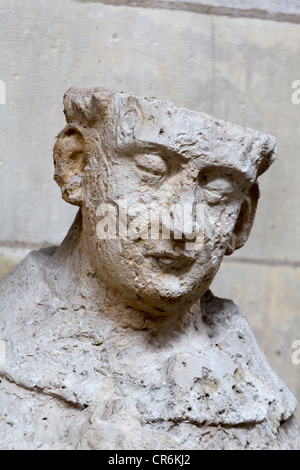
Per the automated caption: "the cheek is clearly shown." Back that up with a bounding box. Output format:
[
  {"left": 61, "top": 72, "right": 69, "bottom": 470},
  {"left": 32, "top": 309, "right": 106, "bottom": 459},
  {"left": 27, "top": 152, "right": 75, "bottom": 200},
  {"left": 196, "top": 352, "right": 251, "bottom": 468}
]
[
  {"left": 94, "top": 239, "right": 137, "bottom": 287},
  {"left": 204, "top": 203, "right": 241, "bottom": 245}
]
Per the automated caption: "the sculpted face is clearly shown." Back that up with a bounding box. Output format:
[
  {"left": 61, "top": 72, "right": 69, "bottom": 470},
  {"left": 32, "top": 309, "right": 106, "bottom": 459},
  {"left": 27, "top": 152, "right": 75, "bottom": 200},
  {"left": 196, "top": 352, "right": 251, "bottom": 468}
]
[
  {"left": 82, "top": 135, "right": 250, "bottom": 315},
  {"left": 54, "top": 88, "right": 277, "bottom": 315}
]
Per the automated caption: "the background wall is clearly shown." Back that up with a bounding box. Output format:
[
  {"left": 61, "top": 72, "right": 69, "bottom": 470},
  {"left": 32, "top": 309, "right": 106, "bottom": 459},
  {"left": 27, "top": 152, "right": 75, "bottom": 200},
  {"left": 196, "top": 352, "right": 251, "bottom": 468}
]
[{"left": 1, "top": 0, "right": 300, "bottom": 417}]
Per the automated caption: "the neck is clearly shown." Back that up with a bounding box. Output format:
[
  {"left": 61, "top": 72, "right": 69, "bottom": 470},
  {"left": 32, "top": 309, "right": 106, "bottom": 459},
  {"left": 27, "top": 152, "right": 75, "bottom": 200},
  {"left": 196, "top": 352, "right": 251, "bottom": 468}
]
[{"left": 50, "top": 210, "right": 203, "bottom": 339}]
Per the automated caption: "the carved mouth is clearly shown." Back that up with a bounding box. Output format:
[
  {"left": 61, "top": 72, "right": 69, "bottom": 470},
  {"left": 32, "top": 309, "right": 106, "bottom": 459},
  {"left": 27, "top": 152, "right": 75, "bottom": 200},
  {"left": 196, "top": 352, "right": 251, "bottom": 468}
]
[{"left": 149, "top": 252, "right": 195, "bottom": 269}]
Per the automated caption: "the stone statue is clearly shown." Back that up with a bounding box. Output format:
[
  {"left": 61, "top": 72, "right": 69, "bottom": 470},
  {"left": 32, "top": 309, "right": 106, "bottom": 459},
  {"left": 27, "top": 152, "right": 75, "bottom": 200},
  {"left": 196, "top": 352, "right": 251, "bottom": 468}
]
[{"left": 0, "top": 87, "right": 299, "bottom": 450}]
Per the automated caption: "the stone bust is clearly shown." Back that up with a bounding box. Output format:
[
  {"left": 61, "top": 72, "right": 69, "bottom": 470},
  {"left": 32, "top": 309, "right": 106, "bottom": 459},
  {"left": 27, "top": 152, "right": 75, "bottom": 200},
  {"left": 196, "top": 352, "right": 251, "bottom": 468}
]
[{"left": 0, "top": 87, "right": 299, "bottom": 449}]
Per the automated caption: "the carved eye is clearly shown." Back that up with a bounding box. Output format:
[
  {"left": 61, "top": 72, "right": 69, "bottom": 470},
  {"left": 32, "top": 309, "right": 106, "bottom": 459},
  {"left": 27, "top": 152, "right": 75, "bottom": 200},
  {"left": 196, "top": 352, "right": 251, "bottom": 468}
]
[
  {"left": 198, "top": 168, "right": 235, "bottom": 204},
  {"left": 134, "top": 153, "right": 168, "bottom": 176}
]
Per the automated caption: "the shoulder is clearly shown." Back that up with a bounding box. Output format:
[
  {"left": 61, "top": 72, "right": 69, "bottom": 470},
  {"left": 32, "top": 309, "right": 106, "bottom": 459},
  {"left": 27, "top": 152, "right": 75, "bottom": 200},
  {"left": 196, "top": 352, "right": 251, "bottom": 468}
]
[
  {"left": 0, "top": 247, "right": 57, "bottom": 315},
  {"left": 0, "top": 247, "right": 59, "bottom": 365},
  {"left": 200, "top": 289, "right": 297, "bottom": 423}
]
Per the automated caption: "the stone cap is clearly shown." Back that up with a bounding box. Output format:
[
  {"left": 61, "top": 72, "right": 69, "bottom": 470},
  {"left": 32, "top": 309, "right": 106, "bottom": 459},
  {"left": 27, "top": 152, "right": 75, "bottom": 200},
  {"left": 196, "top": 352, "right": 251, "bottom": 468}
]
[{"left": 63, "top": 86, "right": 277, "bottom": 186}]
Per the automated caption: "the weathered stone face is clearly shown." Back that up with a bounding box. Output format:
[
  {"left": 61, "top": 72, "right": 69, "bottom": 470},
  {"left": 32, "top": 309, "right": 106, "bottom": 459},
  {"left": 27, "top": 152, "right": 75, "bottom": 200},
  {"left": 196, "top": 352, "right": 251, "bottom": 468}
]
[
  {"left": 54, "top": 87, "right": 276, "bottom": 314},
  {"left": 0, "top": 87, "right": 298, "bottom": 450}
]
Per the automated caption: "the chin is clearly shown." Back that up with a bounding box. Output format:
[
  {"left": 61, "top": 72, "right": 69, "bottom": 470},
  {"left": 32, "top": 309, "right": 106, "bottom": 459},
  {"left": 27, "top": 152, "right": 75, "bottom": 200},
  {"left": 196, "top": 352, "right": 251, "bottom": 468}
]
[
  {"left": 127, "top": 296, "right": 191, "bottom": 316},
  {"left": 127, "top": 281, "right": 202, "bottom": 316}
]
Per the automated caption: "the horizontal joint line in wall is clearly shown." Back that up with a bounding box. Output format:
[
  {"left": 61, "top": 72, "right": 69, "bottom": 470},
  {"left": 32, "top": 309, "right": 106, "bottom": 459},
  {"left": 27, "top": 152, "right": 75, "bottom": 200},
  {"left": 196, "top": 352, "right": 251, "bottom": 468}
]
[
  {"left": 74, "top": 0, "right": 300, "bottom": 25},
  {"left": 224, "top": 257, "right": 300, "bottom": 268}
]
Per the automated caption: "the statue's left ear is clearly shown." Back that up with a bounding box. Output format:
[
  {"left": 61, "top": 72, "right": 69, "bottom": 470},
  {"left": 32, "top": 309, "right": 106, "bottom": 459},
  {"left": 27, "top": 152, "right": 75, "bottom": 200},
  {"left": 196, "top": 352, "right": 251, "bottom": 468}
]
[
  {"left": 225, "top": 183, "right": 260, "bottom": 256},
  {"left": 53, "top": 125, "right": 87, "bottom": 206}
]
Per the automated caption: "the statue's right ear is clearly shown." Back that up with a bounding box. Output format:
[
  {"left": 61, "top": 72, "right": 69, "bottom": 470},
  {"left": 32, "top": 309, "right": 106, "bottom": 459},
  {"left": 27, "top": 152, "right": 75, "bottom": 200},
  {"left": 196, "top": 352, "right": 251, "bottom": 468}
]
[{"left": 53, "top": 125, "right": 87, "bottom": 206}]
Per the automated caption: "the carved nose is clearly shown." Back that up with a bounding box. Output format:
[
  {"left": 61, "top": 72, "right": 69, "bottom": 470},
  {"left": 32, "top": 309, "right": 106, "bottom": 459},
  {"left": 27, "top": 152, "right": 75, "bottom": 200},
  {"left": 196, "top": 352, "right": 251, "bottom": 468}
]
[
  {"left": 170, "top": 225, "right": 197, "bottom": 244},
  {"left": 169, "top": 203, "right": 197, "bottom": 243}
]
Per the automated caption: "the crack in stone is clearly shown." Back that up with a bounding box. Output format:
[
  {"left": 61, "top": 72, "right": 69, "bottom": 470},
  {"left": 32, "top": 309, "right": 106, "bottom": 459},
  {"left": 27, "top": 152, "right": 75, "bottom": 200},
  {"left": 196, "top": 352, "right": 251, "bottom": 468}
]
[
  {"left": 144, "top": 415, "right": 266, "bottom": 430},
  {"left": 0, "top": 373, "right": 86, "bottom": 411}
]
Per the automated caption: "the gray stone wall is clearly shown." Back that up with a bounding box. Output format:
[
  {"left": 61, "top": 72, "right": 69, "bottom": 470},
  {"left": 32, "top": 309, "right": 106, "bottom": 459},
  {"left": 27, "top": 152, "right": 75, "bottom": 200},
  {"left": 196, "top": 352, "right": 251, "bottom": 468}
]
[{"left": 1, "top": 0, "right": 300, "bottom": 417}]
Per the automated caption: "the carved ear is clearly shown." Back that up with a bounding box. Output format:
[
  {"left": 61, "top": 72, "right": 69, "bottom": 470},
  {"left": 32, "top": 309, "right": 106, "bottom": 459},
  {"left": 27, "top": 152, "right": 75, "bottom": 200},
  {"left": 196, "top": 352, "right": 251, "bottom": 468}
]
[
  {"left": 53, "top": 125, "right": 87, "bottom": 206},
  {"left": 225, "top": 183, "right": 260, "bottom": 256}
]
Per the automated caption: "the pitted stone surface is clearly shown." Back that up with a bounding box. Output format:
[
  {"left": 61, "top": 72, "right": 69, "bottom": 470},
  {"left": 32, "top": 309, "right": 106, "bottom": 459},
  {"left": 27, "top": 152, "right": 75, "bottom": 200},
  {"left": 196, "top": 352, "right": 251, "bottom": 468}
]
[{"left": 0, "top": 87, "right": 298, "bottom": 449}]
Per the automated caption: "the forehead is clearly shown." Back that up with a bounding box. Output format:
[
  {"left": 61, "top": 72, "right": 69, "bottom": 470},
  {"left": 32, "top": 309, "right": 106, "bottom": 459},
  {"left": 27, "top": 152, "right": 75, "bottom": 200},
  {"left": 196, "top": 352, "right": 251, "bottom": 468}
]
[{"left": 108, "top": 94, "right": 263, "bottom": 185}]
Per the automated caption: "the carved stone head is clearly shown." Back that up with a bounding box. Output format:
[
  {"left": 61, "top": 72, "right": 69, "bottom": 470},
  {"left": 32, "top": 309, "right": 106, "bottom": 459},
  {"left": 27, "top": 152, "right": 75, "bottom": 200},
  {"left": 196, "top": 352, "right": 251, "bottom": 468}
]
[{"left": 53, "top": 87, "right": 276, "bottom": 315}]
